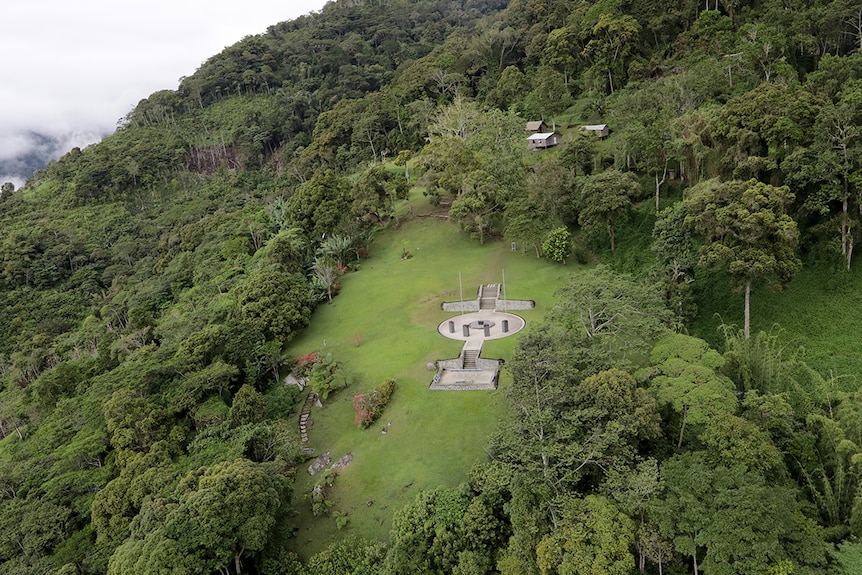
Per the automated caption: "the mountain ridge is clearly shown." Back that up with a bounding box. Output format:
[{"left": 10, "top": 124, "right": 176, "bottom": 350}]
[{"left": 0, "top": 129, "right": 105, "bottom": 188}]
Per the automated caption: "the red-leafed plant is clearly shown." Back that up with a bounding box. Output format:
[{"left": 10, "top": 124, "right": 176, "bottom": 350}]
[
  {"left": 353, "top": 393, "right": 375, "bottom": 427},
  {"left": 295, "top": 351, "right": 321, "bottom": 378},
  {"left": 353, "top": 379, "right": 396, "bottom": 428}
]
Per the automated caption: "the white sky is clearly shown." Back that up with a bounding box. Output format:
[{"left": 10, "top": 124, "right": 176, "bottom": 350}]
[{"left": 1, "top": 0, "right": 329, "bottom": 162}]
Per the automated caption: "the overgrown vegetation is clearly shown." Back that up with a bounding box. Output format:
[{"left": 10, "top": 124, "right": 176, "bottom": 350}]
[
  {"left": 353, "top": 379, "right": 396, "bottom": 428},
  {"left": 3, "top": 0, "right": 862, "bottom": 573}
]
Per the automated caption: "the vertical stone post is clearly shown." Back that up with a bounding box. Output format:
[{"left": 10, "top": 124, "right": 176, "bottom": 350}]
[
  {"left": 463, "top": 324, "right": 470, "bottom": 337},
  {"left": 502, "top": 319, "right": 509, "bottom": 333}
]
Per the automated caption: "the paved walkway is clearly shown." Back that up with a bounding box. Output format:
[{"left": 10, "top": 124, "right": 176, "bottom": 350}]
[
  {"left": 432, "top": 365, "right": 498, "bottom": 390},
  {"left": 431, "top": 285, "right": 530, "bottom": 390},
  {"left": 436, "top": 310, "right": 526, "bottom": 342}
]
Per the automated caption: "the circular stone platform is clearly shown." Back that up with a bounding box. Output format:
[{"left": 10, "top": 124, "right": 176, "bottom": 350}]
[{"left": 437, "top": 311, "right": 526, "bottom": 341}]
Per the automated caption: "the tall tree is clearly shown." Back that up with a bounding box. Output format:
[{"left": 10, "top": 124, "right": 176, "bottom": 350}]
[
  {"left": 234, "top": 269, "right": 311, "bottom": 342},
  {"left": 576, "top": 169, "right": 641, "bottom": 252},
  {"left": 505, "top": 197, "right": 551, "bottom": 257},
  {"left": 535, "top": 495, "right": 635, "bottom": 575},
  {"left": 542, "top": 26, "right": 580, "bottom": 87},
  {"left": 449, "top": 169, "right": 505, "bottom": 244},
  {"left": 547, "top": 265, "right": 672, "bottom": 368},
  {"left": 684, "top": 178, "right": 801, "bottom": 339},
  {"left": 108, "top": 458, "right": 286, "bottom": 575},
  {"left": 559, "top": 131, "right": 597, "bottom": 176},
  {"left": 581, "top": 13, "right": 641, "bottom": 94},
  {"left": 285, "top": 171, "right": 352, "bottom": 241},
  {"left": 311, "top": 255, "right": 341, "bottom": 303},
  {"left": 790, "top": 85, "right": 862, "bottom": 270},
  {"left": 385, "top": 488, "right": 477, "bottom": 575},
  {"left": 652, "top": 452, "right": 820, "bottom": 575},
  {"left": 638, "top": 334, "right": 737, "bottom": 449}
]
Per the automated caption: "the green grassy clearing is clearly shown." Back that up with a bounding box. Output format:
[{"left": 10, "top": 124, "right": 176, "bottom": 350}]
[
  {"left": 691, "top": 260, "right": 862, "bottom": 391},
  {"left": 284, "top": 207, "right": 573, "bottom": 557},
  {"left": 605, "top": 190, "right": 862, "bottom": 393}
]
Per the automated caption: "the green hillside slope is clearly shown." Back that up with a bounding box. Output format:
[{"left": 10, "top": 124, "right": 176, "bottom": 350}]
[{"left": 3, "top": 0, "right": 862, "bottom": 573}]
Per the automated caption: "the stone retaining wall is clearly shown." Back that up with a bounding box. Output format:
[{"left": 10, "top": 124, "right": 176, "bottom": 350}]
[
  {"left": 442, "top": 298, "right": 533, "bottom": 312},
  {"left": 442, "top": 301, "right": 480, "bottom": 312},
  {"left": 494, "top": 299, "right": 535, "bottom": 310},
  {"left": 436, "top": 357, "right": 500, "bottom": 371}
]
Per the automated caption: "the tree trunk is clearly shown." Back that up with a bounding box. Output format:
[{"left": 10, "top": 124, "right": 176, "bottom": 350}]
[
  {"left": 609, "top": 224, "right": 616, "bottom": 252},
  {"left": 744, "top": 280, "right": 751, "bottom": 340},
  {"left": 842, "top": 195, "right": 849, "bottom": 261},
  {"left": 535, "top": 379, "right": 559, "bottom": 500},
  {"left": 655, "top": 155, "right": 669, "bottom": 211},
  {"left": 395, "top": 105, "right": 404, "bottom": 136},
  {"left": 367, "top": 129, "right": 377, "bottom": 162},
  {"left": 388, "top": 190, "right": 400, "bottom": 225},
  {"left": 12, "top": 420, "right": 23, "bottom": 441},
  {"left": 677, "top": 407, "right": 687, "bottom": 449},
  {"left": 548, "top": 501, "right": 560, "bottom": 529}
]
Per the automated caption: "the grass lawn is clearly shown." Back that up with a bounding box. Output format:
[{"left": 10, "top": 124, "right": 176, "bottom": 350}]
[
  {"left": 690, "top": 260, "right": 862, "bottom": 392},
  {"left": 746, "top": 262, "right": 862, "bottom": 390},
  {"left": 284, "top": 208, "right": 573, "bottom": 558}
]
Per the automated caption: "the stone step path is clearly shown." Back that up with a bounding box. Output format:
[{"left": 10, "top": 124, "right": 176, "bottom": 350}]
[
  {"left": 479, "top": 284, "right": 499, "bottom": 310},
  {"left": 462, "top": 349, "right": 479, "bottom": 369},
  {"left": 299, "top": 391, "right": 319, "bottom": 444}
]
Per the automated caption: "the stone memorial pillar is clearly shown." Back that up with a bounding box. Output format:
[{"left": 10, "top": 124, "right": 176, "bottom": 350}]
[
  {"left": 483, "top": 323, "right": 491, "bottom": 337},
  {"left": 448, "top": 320, "right": 455, "bottom": 333},
  {"left": 502, "top": 319, "right": 509, "bottom": 333},
  {"left": 463, "top": 324, "right": 470, "bottom": 337}
]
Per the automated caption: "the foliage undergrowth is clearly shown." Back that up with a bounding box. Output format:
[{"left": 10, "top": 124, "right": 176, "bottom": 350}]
[{"left": 692, "top": 259, "right": 862, "bottom": 391}]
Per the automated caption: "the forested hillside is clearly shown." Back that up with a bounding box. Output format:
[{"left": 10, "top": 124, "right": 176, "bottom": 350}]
[{"left": 2, "top": 0, "right": 862, "bottom": 574}]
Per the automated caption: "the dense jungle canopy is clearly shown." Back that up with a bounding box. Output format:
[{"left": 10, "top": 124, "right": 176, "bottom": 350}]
[{"left": 3, "top": 0, "right": 862, "bottom": 574}]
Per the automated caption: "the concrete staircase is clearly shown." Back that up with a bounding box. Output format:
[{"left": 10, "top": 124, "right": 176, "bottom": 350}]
[
  {"left": 479, "top": 284, "right": 499, "bottom": 310},
  {"left": 462, "top": 348, "right": 479, "bottom": 369}
]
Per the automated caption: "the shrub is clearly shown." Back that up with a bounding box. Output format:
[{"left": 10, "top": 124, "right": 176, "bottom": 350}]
[
  {"left": 192, "top": 396, "right": 229, "bottom": 429},
  {"left": 376, "top": 378, "right": 396, "bottom": 404},
  {"left": 353, "top": 378, "right": 396, "bottom": 428},
  {"left": 333, "top": 510, "right": 350, "bottom": 530},
  {"left": 312, "top": 485, "right": 334, "bottom": 517},
  {"left": 308, "top": 353, "right": 351, "bottom": 400},
  {"left": 353, "top": 394, "right": 376, "bottom": 428},
  {"left": 572, "top": 242, "right": 590, "bottom": 265},
  {"left": 543, "top": 227, "right": 572, "bottom": 264},
  {"left": 295, "top": 351, "right": 321, "bottom": 378}
]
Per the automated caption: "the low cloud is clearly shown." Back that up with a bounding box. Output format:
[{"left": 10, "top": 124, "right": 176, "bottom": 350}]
[
  {"left": 0, "top": 129, "right": 106, "bottom": 187},
  {"left": 2, "top": 0, "right": 328, "bottom": 185}
]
